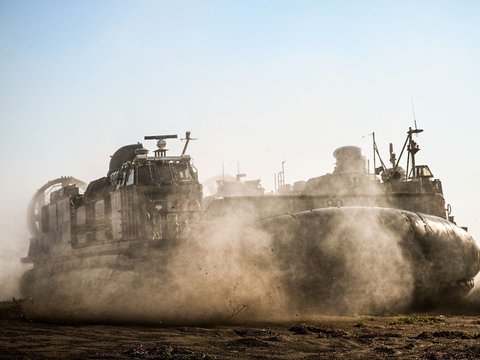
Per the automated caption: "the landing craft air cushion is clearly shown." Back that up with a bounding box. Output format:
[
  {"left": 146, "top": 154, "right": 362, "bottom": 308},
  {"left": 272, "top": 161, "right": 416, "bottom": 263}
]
[{"left": 21, "top": 129, "right": 480, "bottom": 314}]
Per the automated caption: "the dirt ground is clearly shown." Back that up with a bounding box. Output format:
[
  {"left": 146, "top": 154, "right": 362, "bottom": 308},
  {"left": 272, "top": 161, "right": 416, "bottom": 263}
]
[{"left": 3, "top": 301, "right": 480, "bottom": 359}]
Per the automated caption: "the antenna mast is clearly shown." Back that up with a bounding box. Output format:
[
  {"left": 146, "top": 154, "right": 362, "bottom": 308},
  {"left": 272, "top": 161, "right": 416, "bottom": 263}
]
[
  {"left": 411, "top": 98, "right": 418, "bottom": 132},
  {"left": 371, "top": 132, "right": 376, "bottom": 174},
  {"left": 181, "top": 131, "right": 197, "bottom": 155}
]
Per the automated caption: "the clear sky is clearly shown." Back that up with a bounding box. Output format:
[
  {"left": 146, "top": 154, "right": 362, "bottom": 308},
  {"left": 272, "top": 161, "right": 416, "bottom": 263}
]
[{"left": 1, "top": 0, "right": 480, "bottom": 249}]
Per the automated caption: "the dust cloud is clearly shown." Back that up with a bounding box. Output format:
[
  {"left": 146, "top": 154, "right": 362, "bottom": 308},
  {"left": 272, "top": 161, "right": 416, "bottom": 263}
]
[
  {"left": 21, "top": 207, "right": 287, "bottom": 324},
  {"left": 0, "top": 209, "right": 29, "bottom": 302},
  {"left": 264, "top": 207, "right": 415, "bottom": 316},
  {"left": 432, "top": 273, "right": 480, "bottom": 315},
  {"left": 21, "top": 203, "right": 424, "bottom": 325}
]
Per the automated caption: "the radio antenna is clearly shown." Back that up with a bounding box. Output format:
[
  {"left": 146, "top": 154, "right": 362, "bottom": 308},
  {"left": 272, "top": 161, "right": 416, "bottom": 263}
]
[{"left": 411, "top": 98, "right": 419, "bottom": 134}]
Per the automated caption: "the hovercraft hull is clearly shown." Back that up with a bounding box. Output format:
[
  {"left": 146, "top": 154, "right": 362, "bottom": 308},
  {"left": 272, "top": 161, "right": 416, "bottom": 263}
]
[{"left": 261, "top": 206, "right": 480, "bottom": 313}]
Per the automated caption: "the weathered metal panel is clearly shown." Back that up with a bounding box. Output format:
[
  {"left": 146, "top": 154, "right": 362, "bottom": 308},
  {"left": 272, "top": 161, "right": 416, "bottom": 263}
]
[
  {"left": 48, "top": 203, "right": 59, "bottom": 246},
  {"left": 75, "top": 206, "right": 86, "bottom": 245},
  {"left": 86, "top": 202, "right": 95, "bottom": 243},
  {"left": 110, "top": 190, "right": 122, "bottom": 240},
  {"left": 56, "top": 198, "right": 71, "bottom": 246},
  {"left": 120, "top": 187, "right": 138, "bottom": 239},
  {"left": 95, "top": 200, "right": 105, "bottom": 242}
]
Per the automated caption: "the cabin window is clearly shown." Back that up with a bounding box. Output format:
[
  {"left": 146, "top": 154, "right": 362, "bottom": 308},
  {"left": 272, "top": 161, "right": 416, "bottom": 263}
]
[
  {"left": 155, "top": 164, "right": 173, "bottom": 184},
  {"left": 126, "top": 168, "right": 135, "bottom": 186},
  {"left": 414, "top": 165, "right": 433, "bottom": 178},
  {"left": 137, "top": 164, "right": 173, "bottom": 185},
  {"left": 174, "top": 164, "right": 192, "bottom": 181},
  {"left": 409, "top": 165, "right": 434, "bottom": 179},
  {"left": 420, "top": 167, "right": 433, "bottom": 177},
  {"left": 137, "top": 165, "right": 150, "bottom": 185}
]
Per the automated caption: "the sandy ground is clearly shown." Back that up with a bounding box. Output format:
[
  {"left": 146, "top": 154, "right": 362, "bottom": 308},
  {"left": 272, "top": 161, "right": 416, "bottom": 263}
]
[{"left": 3, "top": 301, "right": 480, "bottom": 359}]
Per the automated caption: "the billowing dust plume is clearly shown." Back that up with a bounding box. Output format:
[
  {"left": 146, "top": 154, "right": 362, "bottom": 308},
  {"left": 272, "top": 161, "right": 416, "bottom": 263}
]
[
  {"left": 23, "top": 207, "right": 285, "bottom": 324},
  {"left": 22, "top": 203, "right": 417, "bottom": 324},
  {"left": 0, "top": 211, "right": 29, "bottom": 301},
  {"left": 264, "top": 206, "right": 415, "bottom": 316}
]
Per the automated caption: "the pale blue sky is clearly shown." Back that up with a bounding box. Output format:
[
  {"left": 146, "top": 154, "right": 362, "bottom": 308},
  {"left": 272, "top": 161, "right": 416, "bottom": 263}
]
[{"left": 1, "top": 0, "right": 480, "bottom": 244}]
